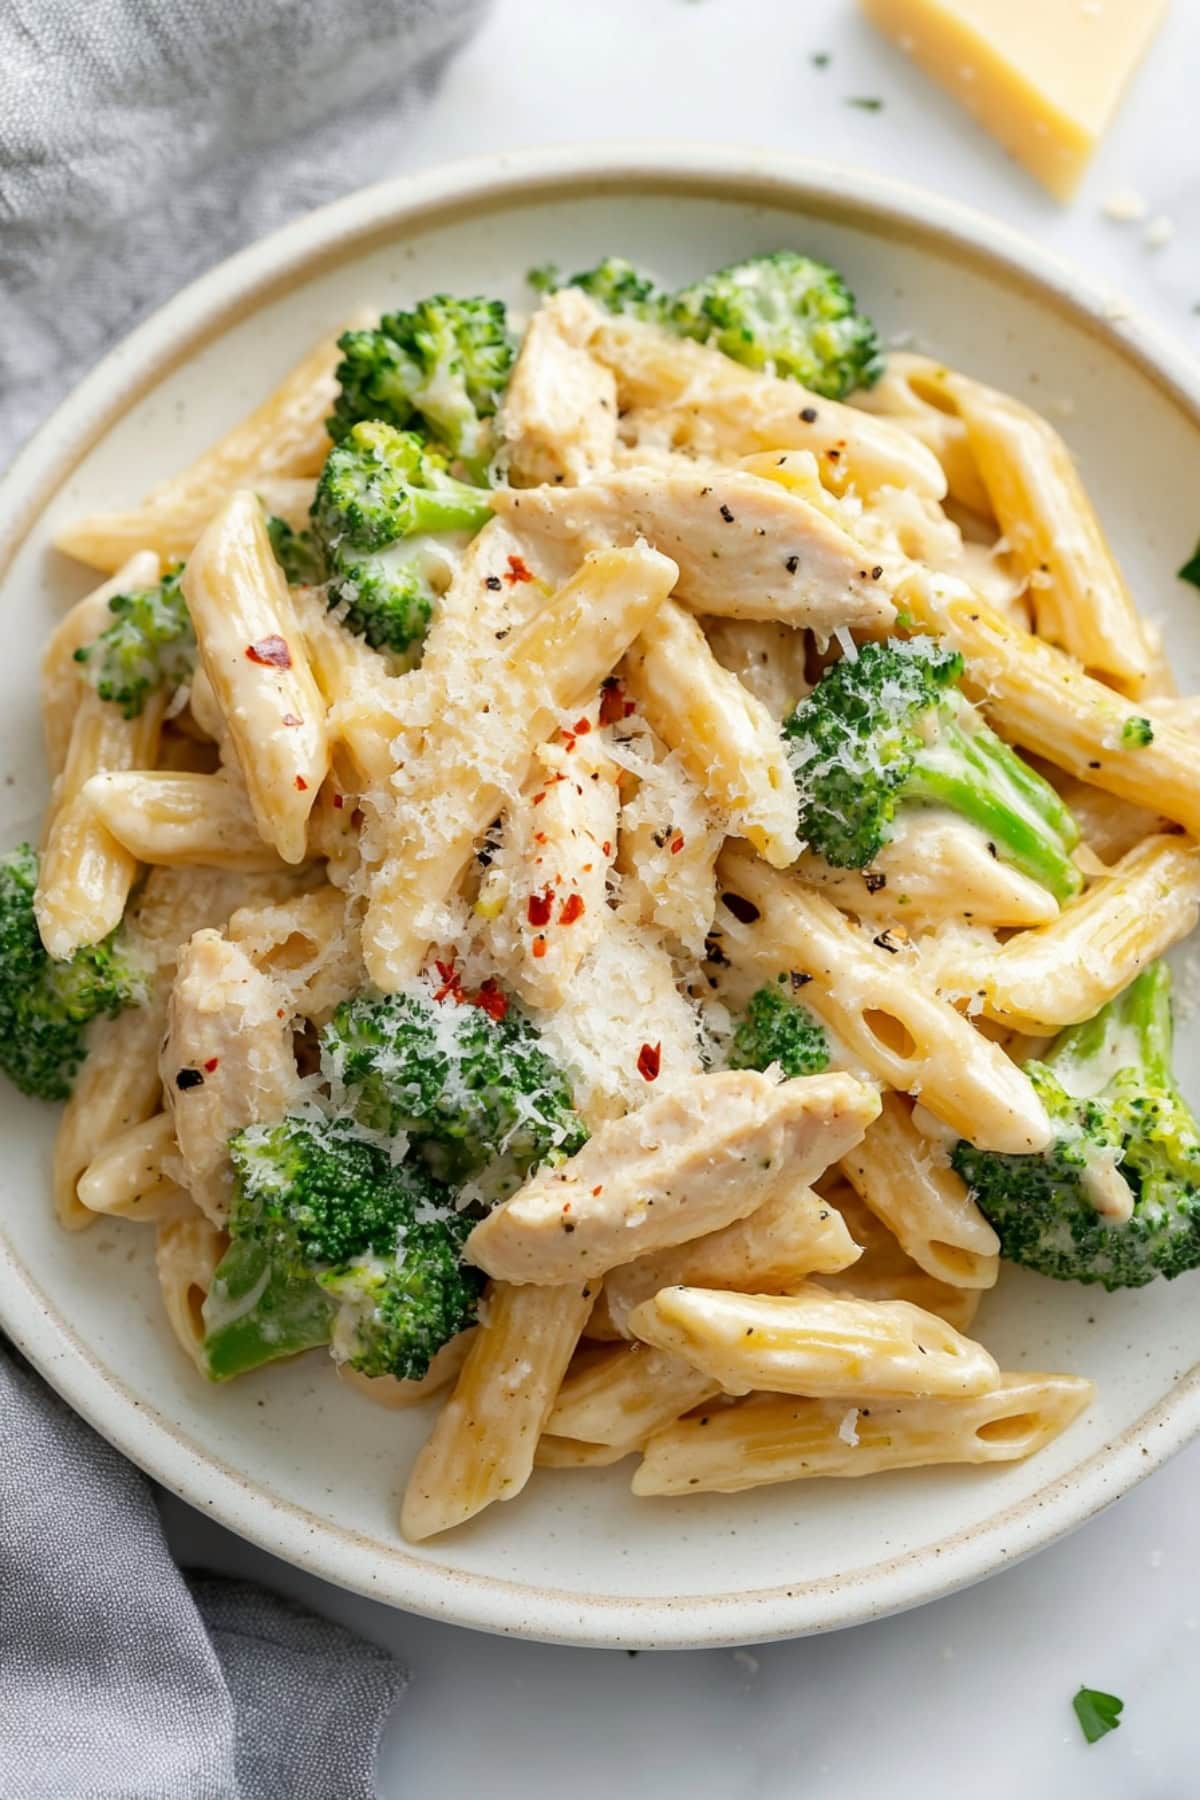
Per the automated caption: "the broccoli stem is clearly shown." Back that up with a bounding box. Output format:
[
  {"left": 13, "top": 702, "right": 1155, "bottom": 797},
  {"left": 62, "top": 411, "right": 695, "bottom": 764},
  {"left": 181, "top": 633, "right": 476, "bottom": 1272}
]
[
  {"left": 400, "top": 481, "right": 493, "bottom": 538},
  {"left": 904, "top": 715, "right": 1083, "bottom": 903},
  {"left": 201, "top": 1237, "right": 333, "bottom": 1381},
  {"left": 1046, "top": 961, "right": 1173, "bottom": 1091}
]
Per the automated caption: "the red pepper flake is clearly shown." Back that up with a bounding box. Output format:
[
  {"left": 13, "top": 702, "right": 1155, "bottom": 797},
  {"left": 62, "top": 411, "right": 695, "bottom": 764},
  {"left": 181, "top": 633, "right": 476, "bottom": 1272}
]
[
  {"left": 559, "top": 892, "right": 585, "bottom": 925},
  {"left": 598, "top": 680, "right": 628, "bottom": 726},
  {"left": 636, "top": 1041, "right": 662, "bottom": 1082},
  {"left": 527, "top": 888, "right": 554, "bottom": 927},
  {"left": 246, "top": 635, "right": 292, "bottom": 667},
  {"left": 472, "top": 978, "right": 509, "bottom": 1022},
  {"left": 532, "top": 936, "right": 547, "bottom": 959},
  {"left": 601, "top": 839, "right": 612, "bottom": 857},
  {"left": 592, "top": 1184, "right": 604, "bottom": 1197},
  {"left": 203, "top": 1057, "right": 220, "bottom": 1074},
  {"left": 294, "top": 775, "right": 308, "bottom": 791},
  {"left": 434, "top": 958, "right": 465, "bottom": 1004},
  {"left": 573, "top": 717, "right": 592, "bottom": 736},
  {"left": 332, "top": 793, "right": 345, "bottom": 810},
  {"left": 532, "top": 831, "right": 547, "bottom": 845},
  {"left": 531, "top": 791, "right": 547, "bottom": 806},
  {"left": 581, "top": 861, "right": 593, "bottom": 873},
  {"left": 281, "top": 713, "right": 302, "bottom": 727},
  {"left": 561, "top": 731, "right": 576, "bottom": 753},
  {"left": 503, "top": 554, "right": 534, "bottom": 585},
  {"left": 670, "top": 834, "right": 685, "bottom": 854}
]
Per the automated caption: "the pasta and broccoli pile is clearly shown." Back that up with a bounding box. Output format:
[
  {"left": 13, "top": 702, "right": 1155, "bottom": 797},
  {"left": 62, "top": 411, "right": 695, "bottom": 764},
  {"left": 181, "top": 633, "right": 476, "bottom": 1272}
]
[{"left": 15, "top": 242, "right": 1200, "bottom": 1538}]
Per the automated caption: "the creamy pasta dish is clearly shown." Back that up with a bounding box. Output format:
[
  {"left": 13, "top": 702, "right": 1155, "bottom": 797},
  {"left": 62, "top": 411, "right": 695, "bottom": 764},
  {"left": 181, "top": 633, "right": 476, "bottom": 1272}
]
[{"left": 15, "top": 248, "right": 1200, "bottom": 1540}]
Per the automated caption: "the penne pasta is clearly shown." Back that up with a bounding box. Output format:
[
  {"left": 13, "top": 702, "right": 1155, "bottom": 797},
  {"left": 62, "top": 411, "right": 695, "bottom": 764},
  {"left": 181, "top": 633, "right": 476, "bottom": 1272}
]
[
  {"left": 401, "top": 1280, "right": 596, "bottom": 1540},
  {"left": 53, "top": 1002, "right": 168, "bottom": 1231},
  {"left": 715, "top": 846, "right": 1051, "bottom": 1154},
  {"left": 54, "top": 326, "right": 351, "bottom": 573},
  {"left": 337, "top": 1333, "right": 475, "bottom": 1409},
  {"left": 156, "top": 1215, "right": 228, "bottom": 1374},
  {"left": 534, "top": 1436, "right": 635, "bottom": 1469},
  {"left": 77, "top": 1112, "right": 191, "bottom": 1224},
  {"left": 632, "top": 1373, "right": 1094, "bottom": 1496},
  {"left": 365, "top": 543, "right": 677, "bottom": 988},
  {"left": 851, "top": 353, "right": 992, "bottom": 518},
  {"left": 628, "top": 1283, "right": 1000, "bottom": 1399},
  {"left": 949, "top": 373, "right": 1151, "bottom": 691},
  {"left": 700, "top": 616, "right": 812, "bottom": 721},
  {"left": 546, "top": 1341, "right": 720, "bottom": 1450},
  {"left": 81, "top": 770, "right": 285, "bottom": 871},
  {"left": 183, "top": 490, "right": 330, "bottom": 863},
  {"left": 813, "top": 1181, "right": 983, "bottom": 1334},
  {"left": 623, "top": 599, "right": 801, "bottom": 867},
  {"left": 837, "top": 1091, "right": 1000, "bottom": 1289}
]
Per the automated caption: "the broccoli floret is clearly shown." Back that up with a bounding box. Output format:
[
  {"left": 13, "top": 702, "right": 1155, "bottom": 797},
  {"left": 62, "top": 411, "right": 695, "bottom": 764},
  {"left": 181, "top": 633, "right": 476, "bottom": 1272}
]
[
  {"left": 952, "top": 963, "right": 1200, "bottom": 1290},
  {"left": 666, "top": 250, "right": 882, "bottom": 399},
  {"left": 73, "top": 563, "right": 195, "bottom": 718},
  {"left": 323, "top": 974, "right": 587, "bottom": 1188},
  {"left": 0, "top": 844, "right": 147, "bottom": 1100},
  {"left": 529, "top": 256, "right": 664, "bottom": 317},
  {"left": 329, "top": 294, "right": 515, "bottom": 479},
  {"left": 782, "top": 636, "right": 1083, "bottom": 903},
  {"left": 310, "top": 421, "right": 493, "bottom": 655},
  {"left": 727, "top": 983, "right": 830, "bottom": 1078},
  {"left": 202, "top": 1115, "right": 482, "bottom": 1382},
  {"left": 265, "top": 512, "right": 326, "bottom": 587}
]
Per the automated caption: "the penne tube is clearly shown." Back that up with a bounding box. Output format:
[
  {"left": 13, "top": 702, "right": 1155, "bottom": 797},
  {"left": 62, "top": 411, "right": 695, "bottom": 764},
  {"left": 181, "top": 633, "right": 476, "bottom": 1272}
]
[
  {"left": 792, "top": 810, "right": 1060, "bottom": 930},
  {"left": 632, "top": 1373, "right": 1094, "bottom": 1496},
  {"left": 814, "top": 1179, "right": 982, "bottom": 1333},
  {"left": 628, "top": 1283, "right": 1000, "bottom": 1400},
  {"left": 365, "top": 543, "right": 678, "bottom": 988},
  {"left": 949, "top": 374, "right": 1151, "bottom": 691},
  {"left": 183, "top": 490, "right": 330, "bottom": 863},
  {"left": 700, "top": 616, "right": 812, "bottom": 721},
  {"left": 291, "top": 585, "right": 404, "bottom": 791},
  {"left": 41, "top": 551, "right": 160, "bottom": 776},
  {"left": 946, "top": 834, "right": 1200, "bottom": 1032},
  {"left": 584, "top": 309, "right": 948, "bottom": 500},
  {"left": 599, "top": 1183, "right": 861, "bottom": 1340},
  {"left": 534, "top": 1435, "right": 635, "bottom": 1469},
  {"left": 477, "top": 704, "right": 620, "bottom": 1009},
  {"left": 226, "top": 884, "right": 363, "bottom": 1025},
  {"left": 81, "top": 771, "right": 285, "bottom": 870},
  {"left": 1034, "top": 764, "right": 1164, "bottom": 866},
  {"left": 76, "top": 1110, "right": 182, "bottom": 1222},
  {"left": 850, "top": 353, "right": 992, "bottom": 518},
  {"left": 902, "top": 576, "right": 1200, "bottom": 837},
  {"left": 837, "top": 1091, "right": 1000, "bottom": 1288},
  {"left": 53, "top": 1002, "right": 168, "bottom": 1231},
  {"left": 716, "top": 845, "right": 1051, "bottom": 1154},
  {"left": 623, "top": 599, "right": 801, "bottom": 867},
  {"left": 401, "top": 1280, "right": 596, "bottom": 1540},
  {"left": 156, "top": 1215, "right": 228, "bottom": 1374},
  {"left": 160, "top": 929, "right": 302, "bottom": 1223},
  {"left": 337, "top": 1332, "right": 475, "bottom": 1409},
  {"left": 36, "top": 686, "right": 166, "bottom": 958},
  {"left": 54, "top": 326, "right": 350, "bottom": 573},
  {"left": 465, "top": 1070, "right": 881, "bottom": 1286},
  {"left": 546, "top": 1341, "right": 720, "bottom": 1449}
]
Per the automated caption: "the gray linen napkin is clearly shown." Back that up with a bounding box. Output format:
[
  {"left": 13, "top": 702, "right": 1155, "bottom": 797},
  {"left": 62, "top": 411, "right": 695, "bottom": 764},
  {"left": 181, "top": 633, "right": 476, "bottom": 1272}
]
[
  {"left": 0, "top": 0, "right": 488, "bottom": 459},
  {"left": 0, "top": 2, "right": 489, "bottom": 1792},
  {"left": 0, "top": 1348, "right": 406, "bottom": 1800}
]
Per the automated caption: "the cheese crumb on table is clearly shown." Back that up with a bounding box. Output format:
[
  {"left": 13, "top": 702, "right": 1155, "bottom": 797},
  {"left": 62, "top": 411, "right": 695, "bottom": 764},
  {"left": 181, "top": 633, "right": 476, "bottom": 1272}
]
[{"left": 859, "top": 0, "right": 1170, "bottom": 200}]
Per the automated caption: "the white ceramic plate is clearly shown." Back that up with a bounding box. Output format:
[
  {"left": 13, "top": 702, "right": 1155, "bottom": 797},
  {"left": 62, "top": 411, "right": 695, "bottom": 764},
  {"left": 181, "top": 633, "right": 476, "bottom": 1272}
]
[{"left": 3, "top": 146, "right": 1200, "bottom": 1649}]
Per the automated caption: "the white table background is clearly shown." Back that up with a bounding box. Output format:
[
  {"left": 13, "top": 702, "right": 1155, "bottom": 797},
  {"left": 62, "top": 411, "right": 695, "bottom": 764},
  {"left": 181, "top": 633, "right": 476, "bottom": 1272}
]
[{"left": 162, "top": 2, "right": 1200, "bottom": 1793}]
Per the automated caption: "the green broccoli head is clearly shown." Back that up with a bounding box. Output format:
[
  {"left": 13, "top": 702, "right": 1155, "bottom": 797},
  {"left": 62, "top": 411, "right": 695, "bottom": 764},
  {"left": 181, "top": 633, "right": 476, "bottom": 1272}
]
[
  {"left": 782, "top": 636, "right": 1083, "bottom": 903},
  {"left": 0, "top": 844, "right": 147, "bottom": 1100},
  {"left": 73, "top": 563, "right": 195, "bottom": 719},
  {"left": 311, "top": 421, "right": 493, "bottom": 655},
  {"left": 665, "top": 250, "right": 883, "bottom": 399},
  {"left": 322, "top": 972, "right": 588, "bottom": 1189},
  {"left": 265, "top": 512, "right": 327, "bottom": 587},
  {"left": 529, "top": 257, "right": 664, "bottom": 317},
  {"left": 202, "top": 1114, "right": 483, "bottom": 1382},
  {"left": 329, "top": 295, "right": 516, "bottom": 478},
  {"left": 952, "top": 963, "right": 1200, "bottom": 1290},
  {"left": 727, "top": 982, "right": 830, "bottom": 1078}
]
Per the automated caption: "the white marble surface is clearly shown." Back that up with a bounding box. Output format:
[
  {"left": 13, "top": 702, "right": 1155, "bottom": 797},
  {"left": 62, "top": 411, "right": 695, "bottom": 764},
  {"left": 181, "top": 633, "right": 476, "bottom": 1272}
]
[{"left": 162, "top": 1, "right": 1200, "bottom": 1792}]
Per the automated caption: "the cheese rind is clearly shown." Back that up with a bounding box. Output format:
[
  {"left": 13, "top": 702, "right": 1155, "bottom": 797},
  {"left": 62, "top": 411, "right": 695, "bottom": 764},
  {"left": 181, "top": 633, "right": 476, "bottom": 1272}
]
[{"left": 860, "top": 0, "right": 1169, "bottom": 200}]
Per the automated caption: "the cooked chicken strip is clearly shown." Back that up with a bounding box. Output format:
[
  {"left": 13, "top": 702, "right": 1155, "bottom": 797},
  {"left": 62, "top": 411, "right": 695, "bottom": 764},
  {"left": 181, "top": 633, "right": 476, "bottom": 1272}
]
[
  {"left": 499, "top": 288, "right": 619, "bottom": 486},
  {"left": 582, "top": 310, "right": 947, "bottom": 500},
  {"left": 161, "top": 929, "right": 301, "bottom": 1223},
  {"left": 465, "top": 1069, "right": 881, "bottom": 1284},
  {"left": 492, "top": 468, "right": 895, "bottom": 636}
]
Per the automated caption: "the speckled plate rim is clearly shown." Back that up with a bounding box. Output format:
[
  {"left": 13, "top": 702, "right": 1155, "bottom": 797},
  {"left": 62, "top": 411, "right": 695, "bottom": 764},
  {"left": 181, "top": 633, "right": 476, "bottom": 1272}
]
[{"left": 3, "top": 143, "right": 1200, "bottom": 1650}]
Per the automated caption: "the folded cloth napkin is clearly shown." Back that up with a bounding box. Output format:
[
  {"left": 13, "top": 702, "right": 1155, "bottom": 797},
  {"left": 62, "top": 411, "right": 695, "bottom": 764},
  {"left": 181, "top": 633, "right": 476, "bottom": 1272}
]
[
  {"left": 0, "top": 1347, "right": 406, "bottom": 1800},
  {"left": 0, "top": 0, "right": 488, "bottom": 460},
  {"left": 0, "top": 3, "right": 488, "bottom": 1792}
]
